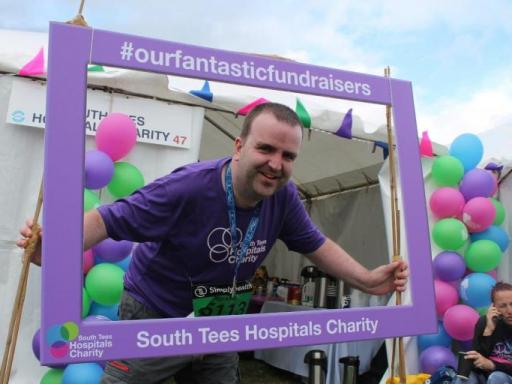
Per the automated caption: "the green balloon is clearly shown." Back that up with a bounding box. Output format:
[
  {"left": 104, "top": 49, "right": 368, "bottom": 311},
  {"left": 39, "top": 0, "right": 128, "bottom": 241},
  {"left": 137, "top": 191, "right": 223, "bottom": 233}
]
[
  {"left": 465, "top": 240, "right": 502, "bottom": 272},
  {"left": 84, "top": 189, "right": 100, "bottom": 212},
  {"left": 107, "top": 162, "right": 144, "bottom": 198},
  {"left": 40, "top": 368, "right": 64, "bottom": 384},
  {"left": 85, "top": 263, "right": 125, "bottom": 305},
  {"left": 476, "top": 306, "right": 489, "bottom": 316},
  {"left": 431, "top": 155, "right": 464, "bottom": 187},
  {"left": 82, "top": 287, "right": 91, "bottom": 318},
  {"left": 491, "top": 198, "right": 505, "bottom": 225},
  {"left": 432, "top": 218, "right": 468, "bottom": 250}
]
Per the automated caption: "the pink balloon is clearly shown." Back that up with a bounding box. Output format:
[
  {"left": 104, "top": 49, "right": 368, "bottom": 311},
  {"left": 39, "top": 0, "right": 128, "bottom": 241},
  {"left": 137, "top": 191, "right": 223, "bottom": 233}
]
[
  {"left": 83, "top": 249, "right": 94, "bottom": 274},
  {"left": 487, "top": 269, "right": 497, "bottom": 279},
  {"left": 462, "top": 197, "right": 496, "bottom": 233},
  {"left": 429, "top": 188, "right": 465, "bottom": 219},
  {"left": 96, "top": 113, "right": 137, "bottom": 161},
  {"left": 443, "top": 304, "right": 479, "bottom": 341},
  {"left": 434, "top": 280, "right": 459, "bottom": 318}
]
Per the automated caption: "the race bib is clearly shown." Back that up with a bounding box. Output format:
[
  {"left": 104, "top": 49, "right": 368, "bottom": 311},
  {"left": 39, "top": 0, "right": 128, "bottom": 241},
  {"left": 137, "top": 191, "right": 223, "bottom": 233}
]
[{"left": 192, "top": 281, "right": 253, "bottom": 317}]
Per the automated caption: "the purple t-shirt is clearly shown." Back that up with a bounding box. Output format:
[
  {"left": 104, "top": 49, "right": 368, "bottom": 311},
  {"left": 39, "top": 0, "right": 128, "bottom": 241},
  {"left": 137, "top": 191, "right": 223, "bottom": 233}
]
[{"left": 98, "top": 157, "right": 325, "bottom": 317}]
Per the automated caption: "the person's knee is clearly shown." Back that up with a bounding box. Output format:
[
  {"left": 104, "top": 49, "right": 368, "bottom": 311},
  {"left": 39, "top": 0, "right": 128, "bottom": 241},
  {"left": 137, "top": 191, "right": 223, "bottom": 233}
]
[{"left": 487, "top": 371, "right": 511, "bottom": 384}]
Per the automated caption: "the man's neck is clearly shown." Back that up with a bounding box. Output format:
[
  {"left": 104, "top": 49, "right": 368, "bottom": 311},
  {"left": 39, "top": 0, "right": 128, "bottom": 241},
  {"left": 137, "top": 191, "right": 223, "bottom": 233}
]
[{"left": 224, "top": 161, "right": 259, "bottom": 209}]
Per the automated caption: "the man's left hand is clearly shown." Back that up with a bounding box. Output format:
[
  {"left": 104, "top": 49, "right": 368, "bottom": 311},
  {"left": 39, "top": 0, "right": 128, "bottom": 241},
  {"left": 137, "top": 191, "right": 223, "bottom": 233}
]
[{"left": 365, "top": 260, "right": 408, "bottom": 295}]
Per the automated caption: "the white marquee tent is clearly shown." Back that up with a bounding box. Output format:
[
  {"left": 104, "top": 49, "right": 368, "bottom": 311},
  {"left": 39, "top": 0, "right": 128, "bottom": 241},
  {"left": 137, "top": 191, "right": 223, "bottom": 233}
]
[{"left": 0, "top": 29, "right": 510, "bottom": 383}]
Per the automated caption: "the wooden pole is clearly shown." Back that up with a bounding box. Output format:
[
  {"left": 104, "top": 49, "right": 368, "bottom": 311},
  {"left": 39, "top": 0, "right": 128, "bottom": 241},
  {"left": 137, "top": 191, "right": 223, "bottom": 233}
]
[
  {"left": 0, "top": 182, "right": 43, "bottom": 384},
  {"left": 385, "top": 67, "right": 407, "bottom": 384}
]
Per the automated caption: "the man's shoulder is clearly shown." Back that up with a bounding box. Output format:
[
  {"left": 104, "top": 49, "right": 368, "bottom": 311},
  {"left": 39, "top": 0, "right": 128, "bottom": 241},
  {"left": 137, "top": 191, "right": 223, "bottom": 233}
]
[{"left": 160, "top": 157, "right": 228, "bottom": 183}]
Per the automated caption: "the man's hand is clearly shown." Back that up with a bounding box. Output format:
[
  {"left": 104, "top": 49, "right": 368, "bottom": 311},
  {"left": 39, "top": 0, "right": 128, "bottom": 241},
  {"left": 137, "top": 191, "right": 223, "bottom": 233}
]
[
  {"left": 365, "top": 260, "right": 409, "bottom": 296},
  {"left": 464, "top": 350, "right": 495, "bottom": 371},
  {"left": 16, "top": 219, "right": 42, "bottom": 266}
]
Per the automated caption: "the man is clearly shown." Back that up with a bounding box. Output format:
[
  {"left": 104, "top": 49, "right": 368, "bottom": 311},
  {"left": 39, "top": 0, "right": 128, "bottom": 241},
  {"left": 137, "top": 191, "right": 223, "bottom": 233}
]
[
  {"left": 457, "top": 282, "right": 512, "bottom": 383},
  {"left": 19, "top": 102, "right": 408, "bottom": 384}
]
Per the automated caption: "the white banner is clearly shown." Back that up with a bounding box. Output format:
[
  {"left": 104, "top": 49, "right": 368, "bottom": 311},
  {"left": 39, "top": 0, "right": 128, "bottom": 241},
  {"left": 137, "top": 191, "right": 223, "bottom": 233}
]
[{"left": 7, "top": 78, "right": 196, "bottom": 149}]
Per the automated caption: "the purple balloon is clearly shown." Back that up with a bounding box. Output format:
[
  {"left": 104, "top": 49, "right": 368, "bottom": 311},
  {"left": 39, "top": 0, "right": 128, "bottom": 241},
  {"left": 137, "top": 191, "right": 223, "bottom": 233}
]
[
  {"left": 32, "top": 328, "right": 40, "bottom": 360},
  {"left": 92, "top": 238, "right": 133, "bottom": 262},
  {"left": 420, "top": 346, "right": 457, "bottom": 374},
  {"left": 433, "top": 251, "right": 466, "bottom": 281},
  {"left": 459, "top": 169, "right": 495, "bottom": 201},
  {"left": 32, "top": 328, "right": 67, "bottom": 368},
  {"left": 85, "top": 150, "right": 115, "bottom": 189}
]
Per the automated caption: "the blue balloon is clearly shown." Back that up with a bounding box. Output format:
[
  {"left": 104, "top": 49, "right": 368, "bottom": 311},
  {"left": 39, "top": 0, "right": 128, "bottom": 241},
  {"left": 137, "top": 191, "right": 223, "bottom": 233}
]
[
  {"left": 63, "top": 363, "right": 103, "bottom": 384},
  {"left": 89, "top": 302, "right": 119, "bottom": 321},
  {"left": 460, "top": 273, "right": 496, "bottom": 308},
  {"left": 418, "top": 322, "right": 452, "bottom": 351},
  {"left": 471, "top": 225, "right": 509, "bottom": 252},
  {"left": 115, "top": 254, "right": 132, "bottom": 271},
  {"left": 449, "top": 133, "right": 483, "bottom": 172}
]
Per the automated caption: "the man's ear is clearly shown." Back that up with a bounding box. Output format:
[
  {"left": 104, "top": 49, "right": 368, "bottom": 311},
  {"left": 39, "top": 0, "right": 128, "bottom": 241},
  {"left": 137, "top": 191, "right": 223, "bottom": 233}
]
[{"left": 233, "top": 137, "right": 243, "bottom": 160}]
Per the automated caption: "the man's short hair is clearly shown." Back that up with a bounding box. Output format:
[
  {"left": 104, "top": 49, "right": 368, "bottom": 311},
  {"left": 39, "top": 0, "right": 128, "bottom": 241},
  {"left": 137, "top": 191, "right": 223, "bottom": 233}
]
[
  {"left": 240, "top": 102, "right": 303, "bottom": 139},
  {"left": 491, "top": 281, "right": 512, "bottom": 302}
]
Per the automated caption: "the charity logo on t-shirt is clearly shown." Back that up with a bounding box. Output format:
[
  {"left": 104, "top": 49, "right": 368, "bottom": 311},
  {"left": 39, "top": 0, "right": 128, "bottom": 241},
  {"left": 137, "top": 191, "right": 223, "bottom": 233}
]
[{"left": 206, "top": 226, "right": 267, "bottom": 264}]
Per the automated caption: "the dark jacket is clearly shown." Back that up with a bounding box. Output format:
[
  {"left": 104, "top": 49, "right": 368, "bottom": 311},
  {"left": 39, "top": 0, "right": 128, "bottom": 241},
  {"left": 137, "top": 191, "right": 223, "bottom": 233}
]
[{"left": 472, "top": 315, "right": 512, "bottom": 376}]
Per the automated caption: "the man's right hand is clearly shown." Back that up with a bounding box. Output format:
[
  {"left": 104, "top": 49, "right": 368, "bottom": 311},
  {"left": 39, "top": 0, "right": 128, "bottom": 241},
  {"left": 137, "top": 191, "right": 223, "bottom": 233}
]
[{"left": 16, "top": 219, "right": 42, "bottom": 266}]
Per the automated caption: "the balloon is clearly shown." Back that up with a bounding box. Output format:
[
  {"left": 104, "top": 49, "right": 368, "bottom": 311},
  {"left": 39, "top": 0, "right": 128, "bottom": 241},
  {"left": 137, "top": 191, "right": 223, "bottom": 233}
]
[
  {"left": 62, "top": 363, "right": 103, "bottom": 384},
  {"left": 459, "top": 169, "right": 495, "bottom": 201},
  {"left": 449, "top": 133, "right": 483, "bottom": 172},
  {"left": 417, "top": 322, "right": 452, "bottom": 351},
  {"left": 107, "top": 162, "right": 144, "bottom": 198},
  {"left": 82, "top": 288, "right": 91, "bottom": 318},
  {"left": 434, "top": 280, "right": 459, "bottom": 317},
  {"left": 433, "top": 251, "right": 466, "bottom": 281},
  {"left": 462, "top": 197, "right": 496, "bottom": 233},
  {"left": 85, "top": 150, "right": 115, "bottom": 189},
  {"left": 487, "top": 269, "right": 498, "bottom": 280},
  {"left": 432, "top": 218, "right": 468, "bottom": 250},
  {"left": 83, "top": 250, "right": 94, "bottom": 274},
  {"left": 443, "top": 304, "right": 480, "bottom": 341},
  {"left": 84, "top": 189, "right": 100, "bottom": 212},
  {"left": 32, "top": 328, "right": 41, "bottom": 361},
  {"left": 471, "top": 225, "right": 509, "bottom": 252},
  {"left": 429, "top": 188, "right": 465, "bottom": 219},
  {"left": 465, "top": 240, "right": 502, "bottom": 272},
  {"left": 459, "top": 273, "right": 496, "bottom": 308},
  {"left": 40, "top": 368, "right": 64, "bottom": 384},
  {"left": 115, "top": 254, "right": 132, "bottom": 271},
  {"left": 89, "top": 302, "right": 119, "bottom": 321},
  {"left": 95, "top": 113, "right": 137, "bottom": 161},
  {"left": 92, "top": 238, "right": 133, "bottom": 263},
  {"left": 419, "top": 346, "right": 457, "bottom": 375},
  {"left": 490, "top": 198, "right": 505, "bottom": 225},
  {"left": 85, "top": 264, "right": 125, "bottom": 306},
  {"left": 431, "top": 156, "right": 465, "bottom": 187}
]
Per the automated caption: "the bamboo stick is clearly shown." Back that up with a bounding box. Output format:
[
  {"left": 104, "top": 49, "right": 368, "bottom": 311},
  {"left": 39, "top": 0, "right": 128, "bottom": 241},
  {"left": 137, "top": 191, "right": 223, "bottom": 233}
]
[
  {"left": 385, "top": 66, "right": 407, "bottom": 384},
  {"left": 0, "top": 182, "right": 43, "bottom": 384}
]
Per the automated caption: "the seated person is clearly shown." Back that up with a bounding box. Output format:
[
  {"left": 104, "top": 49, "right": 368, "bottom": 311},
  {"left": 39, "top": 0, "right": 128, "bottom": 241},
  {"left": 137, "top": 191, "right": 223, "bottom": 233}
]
[{"left": 456, "top": 281, "right": 512, "bottom": 383}]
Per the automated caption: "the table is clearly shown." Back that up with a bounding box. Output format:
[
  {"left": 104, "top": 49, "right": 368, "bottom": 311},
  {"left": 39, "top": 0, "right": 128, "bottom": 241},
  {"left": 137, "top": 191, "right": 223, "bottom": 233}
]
[{"left": 254, "top": 301, "right": 384, "bottom": 384}]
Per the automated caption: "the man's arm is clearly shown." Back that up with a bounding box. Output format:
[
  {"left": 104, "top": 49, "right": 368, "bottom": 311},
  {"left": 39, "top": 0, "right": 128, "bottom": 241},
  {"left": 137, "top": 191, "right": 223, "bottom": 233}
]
[
  {"left": 83, "top": 209, "right": 108, "bottom": 250},
  {"left": 17, "top": 209, "right": 109, "bottom": 266},
  {"left": 306, "top": 238, "right": 408, "bottom": 295}
]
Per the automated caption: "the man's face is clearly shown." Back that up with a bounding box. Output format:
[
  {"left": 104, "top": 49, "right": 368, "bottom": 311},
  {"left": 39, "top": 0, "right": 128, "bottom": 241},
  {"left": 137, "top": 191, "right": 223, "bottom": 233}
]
[
  {"left": 494, "top": 290, "right": 512, "bottom": 326},
  {"left": 233, "top": 112, "right": 302, "bottom": 206}
]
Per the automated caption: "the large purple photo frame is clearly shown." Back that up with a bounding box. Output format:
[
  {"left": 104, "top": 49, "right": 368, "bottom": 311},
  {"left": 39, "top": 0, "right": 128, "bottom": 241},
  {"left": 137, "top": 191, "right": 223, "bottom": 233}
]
[{"left": 41, "top": 22, "right": 436, "bottom": 364}]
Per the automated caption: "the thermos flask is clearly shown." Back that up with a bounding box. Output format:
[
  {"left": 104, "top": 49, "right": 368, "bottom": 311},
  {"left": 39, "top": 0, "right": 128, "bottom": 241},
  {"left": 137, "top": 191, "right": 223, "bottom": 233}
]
[
  {"left": 304, "top": 350, "right": 327, "bottom": 384},
  {"left": 339, "top": 355, "right": 359, "bottom": 384}
]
